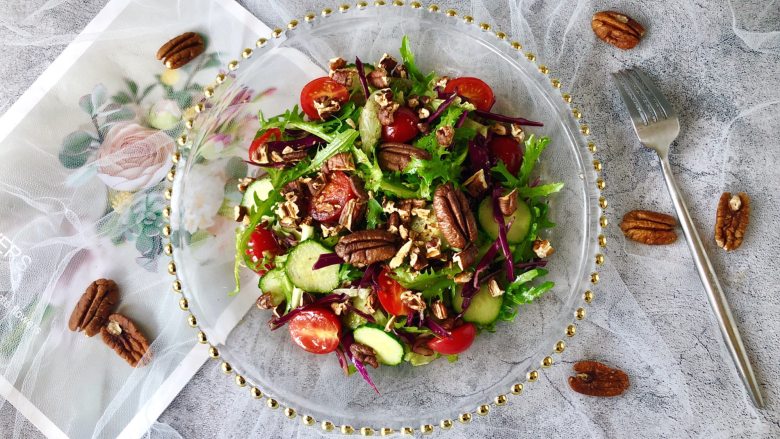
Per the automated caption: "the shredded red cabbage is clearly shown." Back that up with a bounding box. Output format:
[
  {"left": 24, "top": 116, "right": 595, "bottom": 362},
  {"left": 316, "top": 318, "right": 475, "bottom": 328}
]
[
  {"left": 455, "top": 110, "right": 469, "bottom": 128},
  {"left": 434, "top": 85, "right": 447, "bottom": 99},
  {"left": 335, "top": 346, "right": 350, "bottom": 375},
  {"left": 268, "top": 294, "right": 348, "bottom": 330},
  {"left": 491, "top": 186, "right": 515, "bottom": 280},
  {"left": 426, "top": 92, "right": 457, "bottom": 123},
  {"left": 472, "top": 240, "right": 499, "bottom": 289},
  {"left": 516, "top": 259, "right": 548, "bottom": 270},
  {"left": 426, "top": 319, "right": 452, "bottom": 338},
  {"left": 341, "top": 333, "right": 379, "bottom": 394},
  {"left": 359, "top": 263, "right": 380, "bottom": 289},
  {"left": 474, "top": 109, "right": 544, "bottom": 126},
  {"left": 354, "top": 57, "right": 370, "bottom": 99},
  {"left": 392, "top": 328, "right": 416, "bottom": 345},
  {"left": 345, "top": 303, "right": 376, "bottom": 323},
  {"left": 466, "top": 135, "right": 493, "bottom": 180},
  {"left": 312, "top": 253, "right": 344, "bottom": 270}
]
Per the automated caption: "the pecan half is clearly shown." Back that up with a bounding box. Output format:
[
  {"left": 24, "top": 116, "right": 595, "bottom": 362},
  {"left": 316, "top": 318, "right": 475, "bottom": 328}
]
[
  {"left": 453, "top": 244, "right": 478, "bottom": 270},
  {"left": 335, "top": 230, "right": 398, "bottom": 267},
  {"left": 620, "top": 210, "right": 677, "bottom": 245},
  {"left": 101, "top": 313, "right": 151, "bottom": 367},
  {"left": 433, "top": 183, "right": 478, "bottom": 250},
  {"left": 256, "top": 293, "right": 276, "bottom": 310},
  {"left": 715, "top": 192, "right": 750, "bottom": 251},
  {"left": 156, "top": 32, "right": 205, "bottom": 69},
  {"left": 568, "top": 360, "right": 630, "bottom": 397},
  {"left": 377, "top": 143, "right": 432, "bottom": 172},
  {"left": 69, "top": 279, "right": 120, "bottom": 337},
  {"left": 350, "top": 343, "right": 379, "bottom": 368},
  {"left": 592, "top": 11, "right": 646, "bottom": 50}
]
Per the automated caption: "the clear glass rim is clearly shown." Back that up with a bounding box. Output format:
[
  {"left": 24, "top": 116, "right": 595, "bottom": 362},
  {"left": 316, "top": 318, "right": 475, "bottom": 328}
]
[{"left": 169, "top": 2, "right": 604, "bottom": 433}]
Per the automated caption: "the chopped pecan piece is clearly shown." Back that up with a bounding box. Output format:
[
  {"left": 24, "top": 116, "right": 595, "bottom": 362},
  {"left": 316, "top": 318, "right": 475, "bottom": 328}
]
[
  {"left": 377, "top": 143, "right": 432, "bottom": 172},
  {"left": 329, "top": 57, "right": 347, "bottom": 72},
  {"left": 532, "top": 239, "right": 555, "bottom": 258},
  {"left": 101, "top": 313, "right": 151, "bottom": 367},
  {"left": 417, "top": 107, "right": 431, "bottom": 120},
  {"left": 592, "top": 11, "right": 645, "bottom": 50},
  {"left": 715, "top": 192, "right": 750, "bottom": 251},
  {"left": 510, "top": 124, "right": 525, "bottom": 142},
  {"left": 489, "top": 123, "right": 507, "bottom": 136},
  {"left": 498, "top": 189, "right": 518, "bottom": 216},
  {"left": 391, "top": 64, "right": 408, "bottom": 79},
  {"left": 463, "top": 169, "right": 489, "bottom": 198},
  {"left": 389, "top": 240, "right": 414, "bottom": 269},
  {"left": 367, "top": 67, "right": 390, "bottom": 88},
  {"left": 374, "top": 88, "right": 394, "bottom": 108},
  {"left": 453, "top": 271, "right": 473, "bottom": 284},
  {"left": 435, "top": 126, "right": 454, "bottom": 148},
  {"left": 433, "top": 183, "right": 478, "bottom": 250},
  {"left": 406, "top": 95, "right": 421, "bottom": 109},
  {"left": 568, "top": 360, "right": 630, "bottom": 397},
  {"left": 620, "top": 210, "right": 678, "bottom": 245},
  {"left": 400, "top": 290, "right": 426, "bottom": 312},
  {"left": 378, "top": 106, "right": 397, "bottom": 126},
  {"left": 335, "top": 230, "right": 398, "bottom": 267},
  {"left": 323, "top": 152, "right": 355, "bottom": 173},
  {"left": 330, "top": 68, "right": 356, "bottom": 87},
  {"left": 487, "top": 279, "right": 504, "bottom": 297},
  {"left": 378, "top": 53, "right": 398, "bottom": 73},
  {"left": 331, "top": 301, "right": 348, "bottom": 316},
  {"left": 435, "top": 76, "right": 449, "bottom": 88},
  {"left": 69, "top": 279, "right": 120, "bottom": 337},
  {"left": 156, "top": 32, "right": 205, "bottom": 69},
  {"left": 350, "top": 343, "right": 379, "bottom": 368},
  {"left": 453, "top": 244, "right": 478, "bottom": 270},
  {"left": 256, "top": 293, "right": 276, "bottom": 310},
  {"left": 314, "top": 96, "right": 342, "bottom": 119},
  {"left": 431, "top": 300, "right": 448, "bottom": 320}
]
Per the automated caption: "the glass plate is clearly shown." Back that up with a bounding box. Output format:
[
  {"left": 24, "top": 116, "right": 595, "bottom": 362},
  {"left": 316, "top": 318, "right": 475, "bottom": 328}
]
[{"left": 169, "top": 3, "right": 602, "bottom": 432}]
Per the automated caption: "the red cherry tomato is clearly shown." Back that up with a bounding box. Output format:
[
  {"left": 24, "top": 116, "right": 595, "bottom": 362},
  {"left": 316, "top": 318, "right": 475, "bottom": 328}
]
[
  {"left": 246, "top": 225, "right": 282, "bottom": 274},
  {"left": 427, "top": 322, "right": 477, "bottom": 355},
  {"left": 288, "top": 308, "right": 342, "bottom": 354},
  {"left": 309, "top": 171, "right": 359, "bottom": 223},
  {"left": 444, "top": 77, "right": 495, "bottom": 111},
  {"left": 488, "top": 136, "right": 523, "bottom": 175},
  {"left": 381, "top": 107, "right": 419, "bottom": 143},
  {"left": 376, "top": 266, "right": 412, "bottom": 316},
  {"left": 300, "top": 77, "right": 350, "bottom": 120},
  {"left": 248, "top": 127, "right": 281, "bottom": 161}
]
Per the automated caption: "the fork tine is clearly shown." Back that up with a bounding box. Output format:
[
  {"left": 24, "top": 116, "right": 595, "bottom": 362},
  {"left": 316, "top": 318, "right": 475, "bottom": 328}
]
[
  {"left": 624, "top": 69, "right": 660, "bottom": 124},
  {"left": 632, "top": 69, "right": 677, "bottom": 120},
  {"left": 612, "top": 70, "right": 648, "bottom": 127}
]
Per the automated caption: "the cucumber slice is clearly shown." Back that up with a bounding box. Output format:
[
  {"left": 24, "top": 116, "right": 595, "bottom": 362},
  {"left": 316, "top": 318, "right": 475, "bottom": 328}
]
[
  {"left": 258, "top": 268, "right": 292, "bottom": 307},
  {"left": 353, "top": 325, "right": 404, "bottom": 366},
  {"left": 453, "top": 283, "right": 502, "bottom": 325},
  {"left": 241, "top": 178, "right": 274, "bottom": 209},
  {"left": 478, "top": 197, "right": 532, "bottom": 244},
  {"left": 285, "top": 240, "right": 341, "bottom": 293}
]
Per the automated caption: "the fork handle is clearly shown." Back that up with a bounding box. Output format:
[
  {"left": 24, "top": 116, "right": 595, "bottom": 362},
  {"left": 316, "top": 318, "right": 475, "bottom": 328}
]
[{"left": 659, "top": 155, "right": 764, "bottom": 408}]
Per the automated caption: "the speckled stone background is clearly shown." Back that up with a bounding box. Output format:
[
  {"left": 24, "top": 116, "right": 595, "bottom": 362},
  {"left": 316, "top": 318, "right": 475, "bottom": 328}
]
[{"left": 1, "top": 0, "right": 779, "bottom": 438}]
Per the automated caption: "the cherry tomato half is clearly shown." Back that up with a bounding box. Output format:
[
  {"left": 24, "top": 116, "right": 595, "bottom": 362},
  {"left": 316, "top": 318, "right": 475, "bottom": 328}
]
[
  {"left": 248, "top": 127, "right": 282, "bottom": 162},
  {"left": 288, "top": 308, "right": 342, "bottom": 354},
  {"left": 488, "top": 136, "right": 523, "bottom": 175},
  {"left": 300, "top": 77, "right": 350, "bottom": 120},
  {"left": 376, "top": 266, "right": 412, "bottom": 316},
  {"left": 427, "top": 322, "right": 477, "bottom": 355},
  {"left": 381, "top": 107, "right": 420, "bottom": 143},
  {"left": 444, "top": 77, "right": 495, "bottom": 112},
  {"left": 246, "top": 225, "right": 282, "bottom": 274},
  {"left": 309, "top": 171, "right": 359, "bottom": 223}
]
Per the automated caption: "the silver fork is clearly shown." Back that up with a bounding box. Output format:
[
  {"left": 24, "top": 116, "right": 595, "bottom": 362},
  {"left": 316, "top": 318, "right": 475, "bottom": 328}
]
[{"left": 613, "top": 68, "right": 764, "bottom": 408}]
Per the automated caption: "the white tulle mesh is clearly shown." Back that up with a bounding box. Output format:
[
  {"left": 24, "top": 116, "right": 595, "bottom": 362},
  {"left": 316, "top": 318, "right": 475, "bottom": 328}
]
[{"left": 1, "top": 0, "right": 779, "bottom": 438}]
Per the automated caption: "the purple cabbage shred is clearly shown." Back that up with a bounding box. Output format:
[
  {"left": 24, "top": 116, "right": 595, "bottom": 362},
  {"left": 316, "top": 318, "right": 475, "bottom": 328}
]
[
  {"left": 491, "top": 186, "right": 515, "bottom": 281},
  {"left": 312, "top": 253, "right": 344, "bottom": 270},
  {"left": 473, "top": 109, "right": 544, "bottom": 126},
  {"left": 341, "top": 333, "right": 379, "bottom": 394},
  {"left": 455, "top": 110, "right": 469, "bottom": 128},
  {"left": 354, "top": 57, "right": 370, "bottom": 99},
  {"left": 426, "top": 319, "right": 452, "bottom": 338}
]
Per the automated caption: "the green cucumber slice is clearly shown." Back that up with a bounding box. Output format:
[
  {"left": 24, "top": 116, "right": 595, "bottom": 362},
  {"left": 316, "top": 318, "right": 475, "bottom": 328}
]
[
  {"left": 258, "top": 268, "right": 292, "bottom": 307},
  {"left": 453, "top": 283, "right": 502, "bottom": 325},
  {"left": 478, "top": 197, "right": 532, "bottom": 244},
  {"left": 241, "top": 178, "right": 274, "bottom": 209},
  {"left": 353, "top": 325, "right": 404, "bottom": 366},
  {"left": 285, "top": 240, "right": 341, "bottom": 293}
]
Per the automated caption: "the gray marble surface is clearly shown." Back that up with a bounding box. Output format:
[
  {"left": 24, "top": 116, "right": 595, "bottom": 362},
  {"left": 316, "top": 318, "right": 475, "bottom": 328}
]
[{"left": 2, "top": 0, "right": 779, "bottom": 438}]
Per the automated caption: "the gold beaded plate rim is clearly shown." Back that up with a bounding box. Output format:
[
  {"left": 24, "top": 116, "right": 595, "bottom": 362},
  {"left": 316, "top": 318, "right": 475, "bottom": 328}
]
[{"left": 166, "top": 1, "right": 606, "bottom": 434}]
